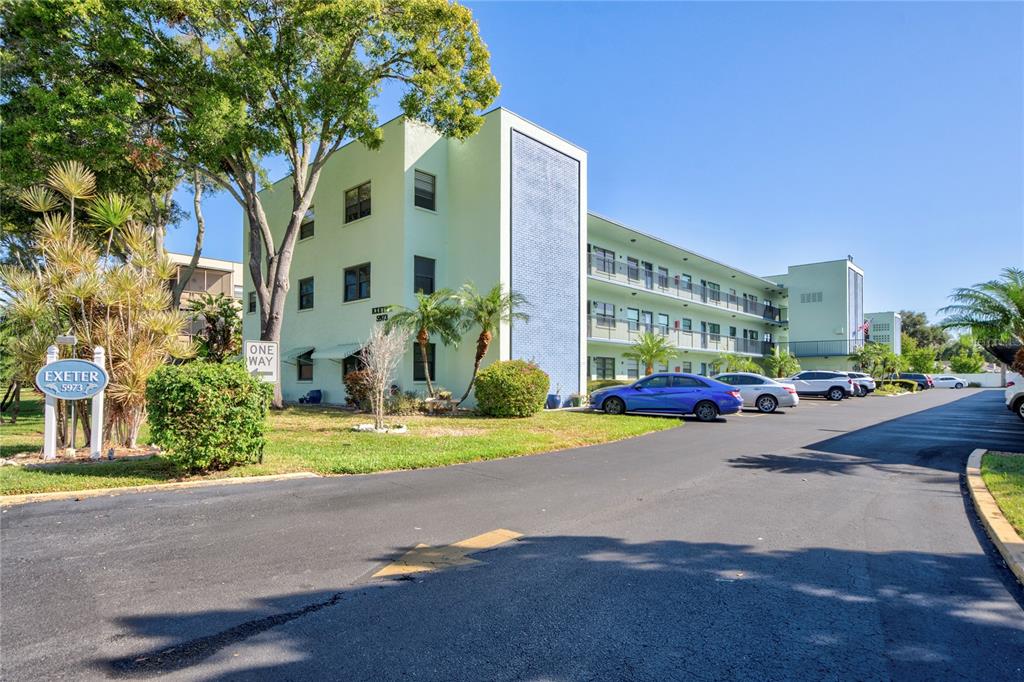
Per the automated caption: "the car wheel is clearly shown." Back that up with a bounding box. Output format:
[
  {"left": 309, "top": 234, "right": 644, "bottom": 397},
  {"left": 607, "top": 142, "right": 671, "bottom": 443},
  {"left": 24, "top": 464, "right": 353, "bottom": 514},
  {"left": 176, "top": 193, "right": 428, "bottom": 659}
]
[
  {"left": 1016, "top": 398, "right": 1024, "bottom": 422},
  {"left": 603, "top": 396, "right": 625, "bottom": 415},
  {"left": 827, "top": 387, "right": 845, "bottom": 401},
  {"left": 955, "top": 383, "right": 963, "bottom": 389},
  {"left": 693, "top": 401, "right": 719, "bottom": 422},
  {"left": 756, "top": 394, "right": 778, "bottom": 413}
]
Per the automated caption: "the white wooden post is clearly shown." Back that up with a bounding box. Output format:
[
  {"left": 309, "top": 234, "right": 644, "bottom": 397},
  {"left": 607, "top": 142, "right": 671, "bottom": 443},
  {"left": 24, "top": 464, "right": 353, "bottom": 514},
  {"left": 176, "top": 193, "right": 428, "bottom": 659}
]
[
  {"left": 90, "top": 346, "right": 105, "bottom": 460},
  {"left": 43, "top": 345, "right": 58, "bottom": 460}
]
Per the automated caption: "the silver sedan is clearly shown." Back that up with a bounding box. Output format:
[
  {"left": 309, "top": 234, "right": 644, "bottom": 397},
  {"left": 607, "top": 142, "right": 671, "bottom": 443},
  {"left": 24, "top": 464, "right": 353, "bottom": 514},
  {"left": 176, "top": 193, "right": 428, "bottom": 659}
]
[{"left": 712, "top": 372, "right": 800, "bottom": 413}]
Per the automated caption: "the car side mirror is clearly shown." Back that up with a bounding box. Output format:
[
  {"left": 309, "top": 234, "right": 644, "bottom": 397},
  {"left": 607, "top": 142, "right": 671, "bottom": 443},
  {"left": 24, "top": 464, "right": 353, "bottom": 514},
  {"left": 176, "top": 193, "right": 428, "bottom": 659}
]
[{"left": 632, "top": 383, "right": 644, "bottom": 390}]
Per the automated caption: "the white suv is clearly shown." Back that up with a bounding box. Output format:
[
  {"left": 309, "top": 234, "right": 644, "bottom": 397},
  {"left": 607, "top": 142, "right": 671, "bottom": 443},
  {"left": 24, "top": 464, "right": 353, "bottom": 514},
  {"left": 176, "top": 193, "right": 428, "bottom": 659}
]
[
  {"left": 1006, "top": 374, "right": 1024, "bottom": 422},
  {"left": 842, "top": 371, "right": 876, "bottom": 397},
  {"left": 788, "top": 371, "right": 855, "bottom": 401}
]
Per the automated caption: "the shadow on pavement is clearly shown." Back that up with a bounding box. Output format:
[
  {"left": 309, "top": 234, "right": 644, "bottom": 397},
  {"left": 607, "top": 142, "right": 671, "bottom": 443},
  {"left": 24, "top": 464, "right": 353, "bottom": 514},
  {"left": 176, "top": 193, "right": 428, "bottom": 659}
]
[{"left": 97, "top": 533, "right": 1024, "bottom": 680}]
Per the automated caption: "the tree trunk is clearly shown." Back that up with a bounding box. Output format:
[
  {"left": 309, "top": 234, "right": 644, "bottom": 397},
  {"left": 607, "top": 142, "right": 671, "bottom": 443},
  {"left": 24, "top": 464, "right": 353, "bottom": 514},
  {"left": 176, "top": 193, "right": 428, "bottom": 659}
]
[
  {"left": 417, "top": 329, "right": 434, "bottom": 398},
  {"left": 171, "top": 171, "right": 207, "bottom": 310},
  {"left": 458, "top": 330, "right": 491, "bottom": 404},
  {"left": 645, "top": 362, "right": 654, "bottom": 375}
]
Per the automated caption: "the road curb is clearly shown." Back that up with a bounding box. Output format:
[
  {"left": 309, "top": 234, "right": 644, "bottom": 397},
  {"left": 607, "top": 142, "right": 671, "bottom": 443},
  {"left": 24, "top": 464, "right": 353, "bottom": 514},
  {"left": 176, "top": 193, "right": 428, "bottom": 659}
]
[
  {"left": 0, "top": 472, "right": 321, "bottom": 507},
  {"left": 966, "top": 448, "right": 1024, "bottom": 586}
]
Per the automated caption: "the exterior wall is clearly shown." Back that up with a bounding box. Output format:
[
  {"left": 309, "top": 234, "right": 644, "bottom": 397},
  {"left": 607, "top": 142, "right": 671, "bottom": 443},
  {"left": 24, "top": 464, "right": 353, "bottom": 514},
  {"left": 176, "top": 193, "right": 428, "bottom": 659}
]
[
  {"left": 242, "top": 109, "right": 587, "bottom": 405},
  {"left": 865, "top": 311, "right": 901, "bottom": 354},
  {"left": 585, "top": 214, "right": 790, "bottom": 381},
  {"left": 769, "top": 259, "right": 865, "bottom": 359}
]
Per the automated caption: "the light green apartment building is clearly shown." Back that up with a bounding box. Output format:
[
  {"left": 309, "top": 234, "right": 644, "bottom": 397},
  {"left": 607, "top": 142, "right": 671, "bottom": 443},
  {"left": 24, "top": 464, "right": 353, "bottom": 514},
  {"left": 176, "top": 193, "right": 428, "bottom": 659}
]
[
  {"left": 864, "top": 311, "right": 902, "bottom": 354},
  {"left": 242, "top": 108, "right": 864, "bottom": 404}
]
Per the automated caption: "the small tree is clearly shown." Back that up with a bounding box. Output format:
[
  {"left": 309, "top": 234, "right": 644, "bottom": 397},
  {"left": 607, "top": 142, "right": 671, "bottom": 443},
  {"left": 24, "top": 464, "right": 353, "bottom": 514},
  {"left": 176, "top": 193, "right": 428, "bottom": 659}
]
[
  {"left": 386, "top": 290, "right": 463, "bottom": 398},
  {"left": 761, "top": 346, "right": 801, "bottom": 378},
  {"left": 623, "top": 332, "right": 677, "bottom": 376},
  {"left": 950, "top": 350, "right": 985, "bottom": 373},
  {"left": 905, "top": 346, "right": 937, "bottom": 373},
  {"left": 848, "top": 341, "right": 889, "bottom": 376},
  {"left": 710, "top": 353, "right": 760, "bottom": 375},
  {"left": 187, "top": 293, "right": 242, "bottom": 363},
  {"left": 455, "top": 283, "right": 528, "bottom": 404},
  {"left": 359, "top": 324, "right": 410, "bottom": 431}
]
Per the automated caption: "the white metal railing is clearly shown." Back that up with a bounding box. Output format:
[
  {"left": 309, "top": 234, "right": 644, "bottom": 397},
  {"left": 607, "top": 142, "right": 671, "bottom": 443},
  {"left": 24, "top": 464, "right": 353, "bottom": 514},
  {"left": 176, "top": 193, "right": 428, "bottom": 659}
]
[{"left": 587, "top": 316, "right": 770, "bottom": 355}]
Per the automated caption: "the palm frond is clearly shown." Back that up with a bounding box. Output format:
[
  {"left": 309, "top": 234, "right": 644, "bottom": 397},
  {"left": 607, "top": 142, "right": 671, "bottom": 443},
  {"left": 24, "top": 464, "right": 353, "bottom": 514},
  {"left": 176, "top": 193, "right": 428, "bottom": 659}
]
[
  {"left": 18, "top": 186, "right": 61, "bottom": 213},
  {"left": 46, "top": 160, "right": 96, "bottom": 201}
]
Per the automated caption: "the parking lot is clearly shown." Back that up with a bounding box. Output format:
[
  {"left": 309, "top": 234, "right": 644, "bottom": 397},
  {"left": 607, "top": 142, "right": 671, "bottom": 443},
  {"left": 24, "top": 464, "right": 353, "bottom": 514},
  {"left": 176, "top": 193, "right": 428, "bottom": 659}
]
[{"left": 3, "top": 388, "right": 1023, "bottom": 680}]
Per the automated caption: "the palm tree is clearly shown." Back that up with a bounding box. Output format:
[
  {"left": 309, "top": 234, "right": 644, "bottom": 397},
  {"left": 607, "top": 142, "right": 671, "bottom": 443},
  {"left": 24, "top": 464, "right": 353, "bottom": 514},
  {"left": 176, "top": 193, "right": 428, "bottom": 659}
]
[
  {"left": 623, "top": 331, "right": 677, "bottom": 376},
  {"left": 46, "top": 160, "right": 96, "bottom": 240},
  {"left": 710, "top": 353, "right": 760, "bottom": 375},
  {"left": 455, "top": 283, "right": 529, "bottom": 404},
  {"left": 940, "top": 267, "right": 1024, "bottom": 370},
  {"left": 386, "top": 289, "right": 463, "bottom": 398},
  {"left": 761, "top": 346, "right": 800, "bottom": 378},
  {"left": 847, "top": 341, "right": 888, "bottom": 376}
]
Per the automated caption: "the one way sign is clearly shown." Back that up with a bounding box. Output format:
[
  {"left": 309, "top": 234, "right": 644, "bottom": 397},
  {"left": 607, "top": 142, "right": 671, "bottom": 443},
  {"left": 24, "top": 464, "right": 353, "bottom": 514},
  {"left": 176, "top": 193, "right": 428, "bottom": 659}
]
[{"left": 245, "top": 340, "right": 279, "bottom": 384}]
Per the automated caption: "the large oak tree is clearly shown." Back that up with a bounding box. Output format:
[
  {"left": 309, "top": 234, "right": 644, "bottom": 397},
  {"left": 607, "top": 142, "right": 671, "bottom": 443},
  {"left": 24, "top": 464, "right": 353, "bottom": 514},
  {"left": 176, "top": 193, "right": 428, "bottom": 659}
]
[{"left": 5, "top": 0, "right": 499, "bottom": 405}]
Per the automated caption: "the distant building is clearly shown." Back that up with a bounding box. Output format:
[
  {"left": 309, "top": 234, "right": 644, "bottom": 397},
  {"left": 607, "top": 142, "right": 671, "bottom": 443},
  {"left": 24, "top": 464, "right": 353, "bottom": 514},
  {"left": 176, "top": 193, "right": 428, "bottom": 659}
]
[
  {"left": 865, "top": 311, "right": 902, "bottom": 354},
  {"left": 167, "top": 252, "right": 244, "bottom": 338},
  {"left": 767, "top": 258, "right": 865, "bottom": 370}
]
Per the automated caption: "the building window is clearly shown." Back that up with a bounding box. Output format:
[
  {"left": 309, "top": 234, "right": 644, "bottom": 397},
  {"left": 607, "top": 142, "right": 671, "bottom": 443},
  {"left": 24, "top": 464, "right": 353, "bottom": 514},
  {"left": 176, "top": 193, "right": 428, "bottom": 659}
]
[
  {"left": 413, "top": 342, "right": 436, "bottom": 382},
  {"left": 342, "top": 353, "right": 364, "bottom": 378},
  {"left": 729, "top": 326, "right": 737, "bottom": 337},
  {"left": 233, "top": 284, "right": 243, "bottom": 299},
  {"left": 657, "top": 267, "right": 669, "bottom": 288},
  {"left": 657, "top": 313, "right": 670, "bottom": 335},
  {"left": 297, "top": 350, "right": 314, "bottom": 381},
  {"left": 591, "top": 246, "right": 615, "bottom": 274},
  {"left": 344, "top": 263, "right": 371, "bottom": 302},
  {"left": 707, "top": 322, "right": 721, "bottom": 336},
  {"left": 679, "top": 318, "right": 692, "bottom": 332},
  {"left": 298, "top": 277, "right": 314, "bottom": 310},
  {"left": 299, "top": 207, "right": 315, "bottom": 240},
  {"left": 345, "top": 181, "right": 371, "bottom": 222},
  {"left": 800, "top": 292, "right": 823, "bottom": 303},
  {"left": 626, "top": 257, "right": 639, "bottom": 280},
  {"left": 247, "top": 291, "right": 256, "bottom": 314},
  {"left": 593, "top": 357, "right": 615, "bottom": 380},
  {"left": 627, "top": 360, "right": 639, "bottom": 379},
  {"left": 681, "top": 361, "right": 692, "bottom": 373},
  {"left": 626, "top": 308, "right": 640, "bottom": 331},
  {"left": 414, "top": 256, "right": 435, "bottom": 294},
  {"left": 706, "top": 281, "right": 721, "bottom": 301},
  {"left": 414, "top": 170, "right": 436, "bottom": 211},
  {"left": 593, "top": 301, "right": 615, "bottom": 327}
]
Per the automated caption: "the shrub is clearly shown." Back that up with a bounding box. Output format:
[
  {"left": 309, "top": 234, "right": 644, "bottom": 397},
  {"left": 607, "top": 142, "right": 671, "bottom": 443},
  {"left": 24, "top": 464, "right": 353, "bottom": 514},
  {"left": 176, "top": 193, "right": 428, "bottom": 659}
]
[
  {"left": 146, "top": 362, "right": 272, "bottom": 472},
  {"left": 875, "top": 384, "right": 905, "bottom": 396},
  {"left": 343, "top": 369, "right": 373, "bottom": 410},
  {"left": 877, "top": 378, "right": 918, "bottom": 393},
  {"left": 474, "top": 359, "right": 550, "bottom": 417},
  {"left": 386, "top": 390, "right": 423, "bottom": 416},
  {"left": 588, "top": 379, "right": 626, "bottom": 393}
]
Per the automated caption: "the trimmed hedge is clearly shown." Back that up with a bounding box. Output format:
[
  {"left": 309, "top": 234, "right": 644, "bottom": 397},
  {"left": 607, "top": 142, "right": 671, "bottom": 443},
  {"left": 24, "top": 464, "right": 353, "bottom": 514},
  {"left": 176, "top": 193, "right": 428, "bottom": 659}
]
[
  {"left": 474, "top": 359, "right": 550, "bottom": 418},
  {"left": 146, "top": 362, "right": 272, "bottom": 472},
  {"left": 876, "top": 378, "right": 919, "bottom": 393}
]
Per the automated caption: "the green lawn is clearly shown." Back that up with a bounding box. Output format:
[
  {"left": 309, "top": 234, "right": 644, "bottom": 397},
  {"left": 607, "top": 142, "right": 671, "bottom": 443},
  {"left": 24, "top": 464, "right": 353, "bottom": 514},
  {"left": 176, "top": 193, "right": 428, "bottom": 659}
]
[
  {"left": 981, "top": 452, "right": 1024, "bottom": 537},
  {"left": 1, "top": 398, "right": 680, "bottom": 496}
]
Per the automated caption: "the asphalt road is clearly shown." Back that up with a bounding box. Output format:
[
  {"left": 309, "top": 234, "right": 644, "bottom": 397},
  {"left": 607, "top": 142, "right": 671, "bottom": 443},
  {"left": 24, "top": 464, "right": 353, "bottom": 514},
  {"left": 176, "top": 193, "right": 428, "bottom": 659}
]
[{"left": 3, "top": 388, "right": 1023, "bottom": 680}]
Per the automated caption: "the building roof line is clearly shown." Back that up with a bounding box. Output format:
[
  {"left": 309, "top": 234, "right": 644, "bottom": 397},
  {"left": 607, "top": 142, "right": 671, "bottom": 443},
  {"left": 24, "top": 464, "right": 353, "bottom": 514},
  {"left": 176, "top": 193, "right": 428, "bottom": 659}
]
[{"left": 587, "top": 211, "right": 787, "bottom": 292}]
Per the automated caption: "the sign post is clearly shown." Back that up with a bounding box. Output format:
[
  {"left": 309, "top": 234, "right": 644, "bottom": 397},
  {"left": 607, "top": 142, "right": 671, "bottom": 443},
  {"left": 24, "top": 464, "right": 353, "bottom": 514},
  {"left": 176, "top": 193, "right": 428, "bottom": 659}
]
[
  {"left": 244, "top": 340, "right": 279, "bottom": 384},
  {"left": 36, "top": 348, "right": 109, "bottom": 461},
  {"left": 43, "top": 346, "right": 58, "bottom": 460},
  {"left": 90, "top": 346, "right": 105, "bottom": 460}
]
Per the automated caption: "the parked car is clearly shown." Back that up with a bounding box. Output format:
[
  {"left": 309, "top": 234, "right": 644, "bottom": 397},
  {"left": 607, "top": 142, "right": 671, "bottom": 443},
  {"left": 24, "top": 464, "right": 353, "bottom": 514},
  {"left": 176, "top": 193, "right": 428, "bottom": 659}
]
[
  {"left": 1006, "top": 376, "right": 1024, "bottom": 421},
  {"left": 787, "top": 371, "right": 855, "bottom": 401},
  {"left": 590, "top": 372, "right": 743, "bottom": 422},
  {"left": 897, "top": 372, "right": 933, "bottom": 390},
  {"left": 931, "top": 375, "right": 967, "bottom": 389},
  {"left": 841, "top": 371, "right": 876, "bottom": 397},
  {"left": 713, "top": 372, "right": 799, "bottom": 413}
]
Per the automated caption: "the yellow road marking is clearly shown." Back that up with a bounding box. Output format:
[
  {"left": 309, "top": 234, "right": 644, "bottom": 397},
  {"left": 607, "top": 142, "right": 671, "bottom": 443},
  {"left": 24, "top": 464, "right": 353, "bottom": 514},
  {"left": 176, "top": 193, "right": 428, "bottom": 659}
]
[{"left": 373, "top": 528, "right": 523, "bottom": 578}]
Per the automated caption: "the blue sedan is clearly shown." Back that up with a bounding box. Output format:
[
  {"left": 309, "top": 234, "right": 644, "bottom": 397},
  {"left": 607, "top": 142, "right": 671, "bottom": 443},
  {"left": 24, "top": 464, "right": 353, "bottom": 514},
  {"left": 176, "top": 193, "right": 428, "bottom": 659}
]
[{"left": 590, "top": 373, "right": 743, "bottom": 422}]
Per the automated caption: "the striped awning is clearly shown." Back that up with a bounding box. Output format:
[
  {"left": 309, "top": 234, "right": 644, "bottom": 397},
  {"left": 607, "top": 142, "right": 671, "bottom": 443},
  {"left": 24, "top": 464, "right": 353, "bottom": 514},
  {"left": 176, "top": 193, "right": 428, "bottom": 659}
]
[{"left": 312, "top": 342, "right": 362, "bottom": 361}]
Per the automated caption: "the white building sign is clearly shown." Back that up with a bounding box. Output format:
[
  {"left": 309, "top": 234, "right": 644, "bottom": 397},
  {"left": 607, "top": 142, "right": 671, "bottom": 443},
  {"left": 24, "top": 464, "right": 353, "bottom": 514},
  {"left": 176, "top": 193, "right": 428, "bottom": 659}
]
[{"left": 245, "top": 340, "right": 279, "bottom": 383}]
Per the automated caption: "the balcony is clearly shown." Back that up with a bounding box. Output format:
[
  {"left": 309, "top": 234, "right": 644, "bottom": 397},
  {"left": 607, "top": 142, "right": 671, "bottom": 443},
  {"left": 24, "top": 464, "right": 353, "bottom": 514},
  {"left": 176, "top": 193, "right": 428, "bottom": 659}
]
[
  {"left": 587, "top": 316, "right": 772, "bottom": 356},
  {"left": 777, "top": 339, "right": 865, "bottom": 358},
  {"left": 587, "top": 254, "right": 786, "bottom": 323}
]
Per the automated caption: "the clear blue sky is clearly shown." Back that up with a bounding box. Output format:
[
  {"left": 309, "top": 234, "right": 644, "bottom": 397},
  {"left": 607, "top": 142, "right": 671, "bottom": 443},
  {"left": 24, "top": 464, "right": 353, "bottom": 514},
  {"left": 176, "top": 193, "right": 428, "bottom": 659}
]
[{"left": 164, "top": 1, "right": 1023, "bottom": 320}]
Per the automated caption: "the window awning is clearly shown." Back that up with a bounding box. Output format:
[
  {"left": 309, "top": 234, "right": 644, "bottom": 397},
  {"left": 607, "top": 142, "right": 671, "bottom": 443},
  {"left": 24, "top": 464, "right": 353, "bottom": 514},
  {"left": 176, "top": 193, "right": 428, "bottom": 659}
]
[
  {"left": 281, "top": 346, "right": 314, "bottom": 364},
  {"left": 312, "top": 342, "right": 362, "bottom": 361}
]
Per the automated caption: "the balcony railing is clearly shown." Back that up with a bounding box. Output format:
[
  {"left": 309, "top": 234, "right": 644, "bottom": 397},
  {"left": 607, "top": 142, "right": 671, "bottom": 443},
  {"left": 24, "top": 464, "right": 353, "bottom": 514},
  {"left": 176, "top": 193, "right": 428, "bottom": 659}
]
[
  {"left": 587, "top": 316, "right": 772, "bottom": 356},
  {"left": 587, "top": 254, "right": 786, "bottom": 323},
  {"left": 776, "top": 339, "right": 865, "bottom": 358}
]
